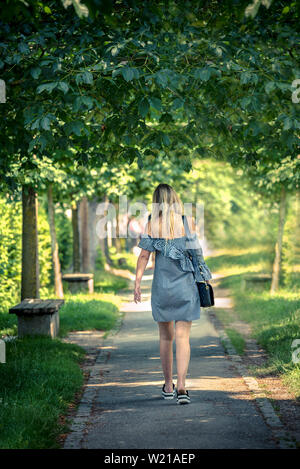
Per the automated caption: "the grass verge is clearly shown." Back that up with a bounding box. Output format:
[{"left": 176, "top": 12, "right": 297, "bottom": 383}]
[
  {"left": 0, "top": 268, "right": 127, "bottom": 448},
  {"left": 0, "top": 337, "right": 84, "bottom": 449},
  {"left": 59, "top": 291, "right": 122, "bottom": 337}
]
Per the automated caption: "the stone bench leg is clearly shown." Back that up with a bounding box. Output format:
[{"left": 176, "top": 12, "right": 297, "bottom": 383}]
[
  {"left": 17, "top": 311, "right": 59, "bottom": 338},
  {"left": 67, "top": 280, "right": 94, "bottom": 294},
  {"left": 88, "top": 278, "right": 94, "bottom": 294}
]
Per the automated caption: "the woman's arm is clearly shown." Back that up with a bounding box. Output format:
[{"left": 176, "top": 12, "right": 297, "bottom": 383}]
[{"left": 134, "top": 249, "right": 151, "bottom": 303}]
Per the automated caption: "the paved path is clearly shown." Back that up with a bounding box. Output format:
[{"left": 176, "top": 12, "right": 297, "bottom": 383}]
[{"left": 70, "top": 268, "right": 277, "bottom": 449}]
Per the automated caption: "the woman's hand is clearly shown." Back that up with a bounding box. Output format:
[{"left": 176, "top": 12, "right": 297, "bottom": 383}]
[{"left": 134, "top": 282, "right": 141, "bottom": 303}]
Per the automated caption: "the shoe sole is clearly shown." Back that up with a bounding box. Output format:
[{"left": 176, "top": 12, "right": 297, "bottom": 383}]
[
  {"left": 162, "top": 392, "right": 176, "bottom": 400},
  {"left": 177, "top": 395, "right": 191, "bottom": 405}
]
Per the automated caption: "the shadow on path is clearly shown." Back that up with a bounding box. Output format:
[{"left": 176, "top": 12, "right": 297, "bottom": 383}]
[{"left": 79, "top": 268, "right": 277, "bottom": 449}]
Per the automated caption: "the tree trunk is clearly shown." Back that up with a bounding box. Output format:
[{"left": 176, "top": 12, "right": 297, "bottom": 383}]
[
  {"left": 21, "top": 185, "right": 40, "bottom": 300},
  {"left": 80, "top": 196, "right": 90, "bottom": 273},
  {"left": 72, "top": 201, "right": 80, "bottom": 273},
  {"left": 270, "top": 186, "right": 287, "bottom": 294},
  {"left": 47, "top": 184, "right": 64, "bottom": 298}
]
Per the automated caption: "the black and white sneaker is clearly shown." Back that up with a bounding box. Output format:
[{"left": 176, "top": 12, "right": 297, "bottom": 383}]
[
  {"left": 162, "top": 383, "right": 176, "bottom": 400},
  {"left": 176, "top": 389, "right": 191, "bottom": 405}
]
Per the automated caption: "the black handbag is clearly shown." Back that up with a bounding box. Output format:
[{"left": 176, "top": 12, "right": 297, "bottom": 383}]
[
  {"left": 182, "top": 215, "right": 214, "bottom": 308},
  {"left": 195, "top": 279, "right": 215, "bottom": 307}
]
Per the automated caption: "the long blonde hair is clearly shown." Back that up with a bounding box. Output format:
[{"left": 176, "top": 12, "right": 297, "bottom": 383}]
[{"left": 149, "top": 184, "right": 184, "bottom": 239}]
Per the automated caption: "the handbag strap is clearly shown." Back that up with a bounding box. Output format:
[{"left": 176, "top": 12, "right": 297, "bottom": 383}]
[
  {"left": 181, "top": 215, "right": 206, "bottom": 283},
  {"left": 181, "top": 214, "right": 192, "bottom": 239}
]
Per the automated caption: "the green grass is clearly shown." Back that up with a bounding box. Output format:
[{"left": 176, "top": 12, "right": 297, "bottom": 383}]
[
  {"left": 225, "top": 328, "right": 246, "bottom": 355},
  {"left": 0, "top": 337, "right": 85, "bottom": 449},
  {"left": 0, "top": 309, "right": 17, "bottom": 336},
  {"left": 109, "top": 247, "right": 138, "bottom": 273},
  {"left": 94, "top": 269, "right": 129, "bottom": 293},
  {"left": 208, "top": 246, "right": 300, "bottom": 399},
  {"left": 59, "top": 291, "right": 122, "bottom": 337}
]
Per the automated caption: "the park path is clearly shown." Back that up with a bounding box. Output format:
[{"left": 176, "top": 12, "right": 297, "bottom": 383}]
[{"left": 64, "top": 268, "right": 278, "bottom": 449}]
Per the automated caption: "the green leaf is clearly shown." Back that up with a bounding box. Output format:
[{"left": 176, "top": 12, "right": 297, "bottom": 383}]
[
  {"left": 194, "top": 68, "right": 211, "bottom": 81},
  {"left": 171, "top": 98, "right": 184, "bottom": 110},
  {"left": 121, "top": 68, "right": 135, "bottom": 82},
  {"left": 137, "top": 152, "right": 144, "bottom": 169},
  {"left": 283, "top": 117, "right": 293, "bottom": 130},
  {"left": 30, "top": 67, "right": 41, "bottom": 79},
  {"left": 112, "top": 68, "right": 122, "bottom": 78},
  {"left": 76, "top": 72, "right": 93, "bottom": 85},
  {"left": 40, "top": 117, "right": 51, "bottom": 131},
  {"left": 150, "top": 97, "right": 162, "bottom": 111},
  {"left": 265, "top": 81, "right": 276, "bottom": 94},
  {"left": 31, "top": 119, "right": 40, "bottom": 130},
  {"left": 57, "top": 81, "right": 69, "bottom": 94},
  {"left": 82, "top": 71, "right": 93, "bottom": 84},
  {"left": 138, "top": 98, "right": 150, "bottom": 118},
  {"left": 162, "top": 134, "right": 170, "bottom": 146},
  {"left": 37, "top": 82, "right": 57, "bottom": 94},
  {"left": 64, "top": 121, "right": 83, "bottom": 136},
  {"left": 155, "top": 71, "right": 168, "bottom": 88},
  {"left": 240, "top": 72, "right": 252, "bottom": 84},
  {"left": 18, "top": 43, "right": 30, "bottom": 54},
  {"left": 81, "top": 96, "right": 93, "bottom": 109},
  {"left": 241, "top": 97, "right": 251, "bottom": 109}
]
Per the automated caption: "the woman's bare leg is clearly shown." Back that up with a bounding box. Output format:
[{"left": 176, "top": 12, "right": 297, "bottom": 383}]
[
  {"left": 158, "top": 321, "right": 175, "bottom": 393},
  {"left": 175, "top": 320, "right": 192, "bottom": 392}
]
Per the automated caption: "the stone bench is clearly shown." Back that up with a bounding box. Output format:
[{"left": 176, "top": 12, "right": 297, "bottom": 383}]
[
  {"left": 241, "top": 274, "right": 272, "bottom": 291},
  {"left": 62, "top": 273, "right": 94, "bottom": 294},
  {"left": 9, "top": 299, "right": 64, "bottom": 338}
]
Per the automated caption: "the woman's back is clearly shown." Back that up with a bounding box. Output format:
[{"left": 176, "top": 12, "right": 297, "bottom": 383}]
[{"left": 146, "top": 213, "right": 194, "bottom": 240}]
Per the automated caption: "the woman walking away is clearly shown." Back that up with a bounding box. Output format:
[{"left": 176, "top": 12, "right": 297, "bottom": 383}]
[{"left": 134, "top": 183, "right": 212, "bottom": 405}]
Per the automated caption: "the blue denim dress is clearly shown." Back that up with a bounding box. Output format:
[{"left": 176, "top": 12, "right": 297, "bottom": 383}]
[{"left": 138, "top": 215, "right": 212, "bottom": 322}]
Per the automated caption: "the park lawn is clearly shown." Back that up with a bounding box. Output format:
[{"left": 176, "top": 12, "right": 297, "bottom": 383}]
[
  {"left": 0, "top": 337, "right": 85, "bottom": 449},
  {"left": 109, "top": 247, "right": 138, "bottom": 273},
  {"left": 0, "top": 269, "right": 127, "bottom": 448},
  {"left": 207, "top": 246, "right": 300, "bottom": 399},
  {"left": 93, "top": 269, "right": 129, "bottom": 293},
  {"left": 59, "top": 291, "right": 123, "bottom": 337}
]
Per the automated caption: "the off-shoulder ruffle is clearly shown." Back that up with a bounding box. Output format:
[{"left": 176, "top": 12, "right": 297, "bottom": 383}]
[
  {"left": 138, "top": 235, "right": 212, "bottom": 281},
  {"left": 138, "top": 235, "right": 155, "bottom": 252}
]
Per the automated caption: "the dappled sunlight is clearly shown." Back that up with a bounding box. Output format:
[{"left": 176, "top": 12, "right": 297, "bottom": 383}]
[
  {"left": 86, "top": 377, "right": 261, "bottom": 402},
  {"left": 141, "top": 274, "right": 154, "bottom": 281},
  {"left": 100, "top": 345, "right": 118, "bottom": 350},
  {"left": 88, "top": 380, "right": 166, "bottom": 387},
  {"left": 214, "top": 297, "right": 233, "bottom": 308},
  {"left": 120, "top": 300, "right": 152, "bottom": 312}
]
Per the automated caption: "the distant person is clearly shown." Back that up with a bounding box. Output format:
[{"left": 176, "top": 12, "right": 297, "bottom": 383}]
[{"left": 134, "top": 183, "right": 212, "bottom": 404}]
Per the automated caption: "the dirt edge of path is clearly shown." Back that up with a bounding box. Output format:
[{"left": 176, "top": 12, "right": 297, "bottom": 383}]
[{"left": 210, "top": 277, "right": 300, "bottom": 448}]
